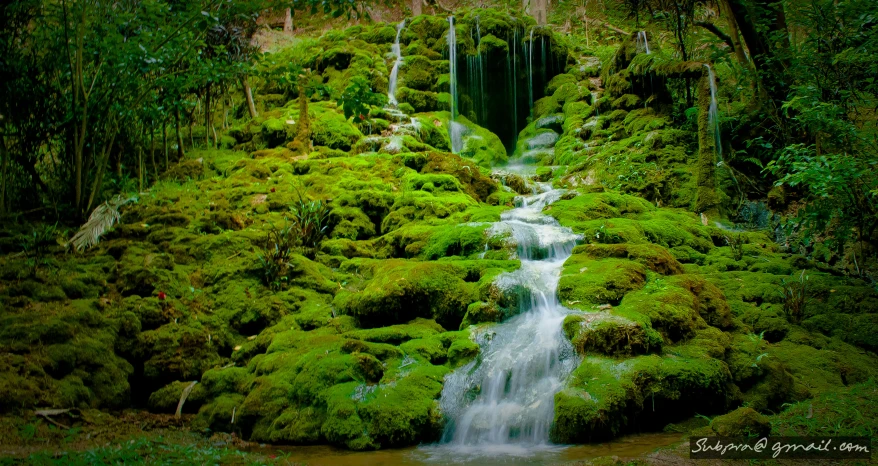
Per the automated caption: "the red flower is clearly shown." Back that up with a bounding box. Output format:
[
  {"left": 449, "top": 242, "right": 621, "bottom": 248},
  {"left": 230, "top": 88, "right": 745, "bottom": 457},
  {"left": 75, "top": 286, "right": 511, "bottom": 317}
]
[
  {"left": 158, "top": 292, "right": 166, "bottom": 301},
  {"left": 358, "top": 114, "right": 365, "bottom": 120},
  {"left": 270, "top": 187, "right": 276, "bottom": 193}
]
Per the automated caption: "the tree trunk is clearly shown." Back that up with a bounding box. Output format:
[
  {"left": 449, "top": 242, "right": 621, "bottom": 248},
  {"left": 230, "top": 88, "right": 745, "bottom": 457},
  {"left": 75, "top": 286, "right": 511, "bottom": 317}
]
[
  {"left": 163, "top": 120, "right": 169, "bottom": 169},
  {"left": 411, "top": 0, "right": 422, "bottom": 16},
  {"left": 204, "top": 91, "right": 211, "bottom": 148},
  {"left": 150, "top": 127, "right": 157, "bottom": 182},
  {"left": 284, "top": 8, "right": 293, "bottom": 33},
  {"left": 532, "top": 0, "right": 548, "bottom": 25},
  {"left": 0, "top": 135, "right": 7, "bottom": 214},
  {"left": 243, "top": 77, "right": 258, "bottom": 118},
  {"left": 726, "top": 0, "right": 789, "bottom": 106},
  {"left": 137, "top": 144, "right": 143, "bottom": 192},
  {"left": 86, "top": 130, "right": 117, "bottom": 212},
  {"left": 175, "top": 109, "right": 185, "bottom": 161},
  {"left": 721, "top": 0, "right": 748, "bottom": 66}
]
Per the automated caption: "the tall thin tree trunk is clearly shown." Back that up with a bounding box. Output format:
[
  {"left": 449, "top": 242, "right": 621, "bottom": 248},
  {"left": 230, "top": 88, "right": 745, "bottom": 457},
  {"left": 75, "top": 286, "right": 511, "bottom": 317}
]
[
  {"left": 204, "top": 91, "right": 211, "bottom": 147},
  {"left": 86, "top": 130, "right": 117, "bottom": 212},
  {"left": 0, "top": 135, "right": 7, "bottom": 214},
  {"left": 163, "top": 120, "right": 169, "bottom": 169},
  {"left": 284, "top": 8, "right": 293, "bottom": 33},
  {"left": 243, "top": 77, "right": 258, "bottom": 118},
  {"left": 411, "top": 0, "right": 422, "bottom": 16},
  {"left": 175, "top": 109, "right": 185, "bottom": 161},
  {"left": 720, "top": 0, "right": 748, "bottom": 66},
  {"left": 137, "top": 144, "right": 143, "bottom": 192},
  {"left": 150, "top": 127, "right": 157, "bottom": 182}
]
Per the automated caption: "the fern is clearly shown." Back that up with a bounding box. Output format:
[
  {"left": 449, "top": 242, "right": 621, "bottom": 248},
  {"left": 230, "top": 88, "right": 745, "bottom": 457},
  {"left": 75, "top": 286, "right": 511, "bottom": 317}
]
[{"left": 68, "top": 195, "right": 137, "bottom": 252}]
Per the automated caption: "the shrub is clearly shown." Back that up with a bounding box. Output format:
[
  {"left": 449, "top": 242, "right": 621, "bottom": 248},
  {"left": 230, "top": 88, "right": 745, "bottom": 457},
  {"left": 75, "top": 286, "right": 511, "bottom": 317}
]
[
  {"left": 291, "top": 198, "right": 332, "bottom": 258},
  {"left": 256, "top": 223, "right": 297, "bottom": 290},
  {"left": 780, "top": 270, "right": 808, "bottom": 323}
]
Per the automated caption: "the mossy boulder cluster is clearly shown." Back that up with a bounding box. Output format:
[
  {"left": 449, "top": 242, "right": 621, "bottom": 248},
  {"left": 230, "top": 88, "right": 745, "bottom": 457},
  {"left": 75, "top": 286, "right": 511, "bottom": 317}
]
[{"left": 1, "top": 8, "right": 877, "bottom": 455}]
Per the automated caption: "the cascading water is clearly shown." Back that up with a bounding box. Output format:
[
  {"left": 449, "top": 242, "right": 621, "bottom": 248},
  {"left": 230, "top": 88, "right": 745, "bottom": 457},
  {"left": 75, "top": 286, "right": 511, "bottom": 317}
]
[
  {"left": 527, "top": 28, "right": 535, "bottom": 110},
  {"left": 704, "top": 64, "right": 721, "bottom": 157},
  {"left": 636, "top": 31, "right": 651, "bottom": 54},
  {"left": 387, "top": 19, "right": 406, "bottom": 106},
  {"left": 438, "top": 180, "right": 580, "bottom": 452},
  {"left": 448, "top": 16, "right": 464, "bottom": 153}
]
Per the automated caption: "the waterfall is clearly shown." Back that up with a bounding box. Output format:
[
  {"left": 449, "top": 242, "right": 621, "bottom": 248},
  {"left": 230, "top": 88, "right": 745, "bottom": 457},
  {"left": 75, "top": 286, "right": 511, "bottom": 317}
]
[
  {"left": 448, "top": 16, "right": 463, "bottom": 153},
  {"left": 387, "top": 19, "right": 406, "bottom": 106},
  {"left": 636, "top": 31, "right": 650, "bottom": 54},
  {"left": 439, "top": 182, "right": 580, "bottom": 449},
  {"left": 704, "top": 64, "right": 721, "bottom": 157},
  {"left": 512, "top": 28, "right": 519, "bottom": 141},
  {"left": 527, "top": 28, "right": 535, "bottom": 111}
]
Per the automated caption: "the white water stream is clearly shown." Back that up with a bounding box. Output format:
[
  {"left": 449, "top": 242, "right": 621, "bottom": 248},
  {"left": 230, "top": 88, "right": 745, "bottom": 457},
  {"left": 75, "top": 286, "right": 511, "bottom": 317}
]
[
  {"left": 438, "top": 175, "right": 580, "bottom": 453},
  {"left": 387, "top": 19, "right": 407, "bottom": 106}
]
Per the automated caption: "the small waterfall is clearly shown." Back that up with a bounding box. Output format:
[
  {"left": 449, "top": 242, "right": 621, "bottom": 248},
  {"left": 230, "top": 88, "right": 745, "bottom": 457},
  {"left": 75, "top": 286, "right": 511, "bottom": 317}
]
[
  {"left": 387, "top": 19, "right": 406, "bottom": 106},
  {"left": 636, "top": 31, "right": 650, "bottom": 54},
  {"left": 704, "top": 64, "right": 721, "bottom": 157},
  {"left": 512, "top": 28, "right": 519, "bottom": 141},
  {"left": 448, "top": 16, "right": 463, "bottom": 153},
  {"left": 440, "top": 182, "right": 580, "bottom": 449},
  {"left": 527, "top": 28, "right": 535, "bottom": 111}
]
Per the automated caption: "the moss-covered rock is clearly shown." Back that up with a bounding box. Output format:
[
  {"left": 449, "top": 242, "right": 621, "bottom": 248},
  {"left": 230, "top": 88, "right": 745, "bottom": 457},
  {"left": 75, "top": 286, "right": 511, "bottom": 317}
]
[{"left": 709, "top": 407, "right": 771, "bottom": 437}]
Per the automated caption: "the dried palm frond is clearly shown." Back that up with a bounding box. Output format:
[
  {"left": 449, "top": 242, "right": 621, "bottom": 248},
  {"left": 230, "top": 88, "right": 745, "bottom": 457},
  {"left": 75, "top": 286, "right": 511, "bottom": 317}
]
[{"left": 68, "top": 195, "right": 138, "bottom": 252}]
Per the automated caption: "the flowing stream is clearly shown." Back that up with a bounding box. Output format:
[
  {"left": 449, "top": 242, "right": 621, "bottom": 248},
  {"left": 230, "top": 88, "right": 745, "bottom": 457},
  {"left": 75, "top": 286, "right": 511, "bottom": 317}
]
[
  {"left": 436, "top": 170, "right": 581, "bottom": 456},
  {"left": 704, "top": 64, "right": 721, "bottom": 157},
  {"left": 387, "top": 19, "right": 406, "bottom": 106}
]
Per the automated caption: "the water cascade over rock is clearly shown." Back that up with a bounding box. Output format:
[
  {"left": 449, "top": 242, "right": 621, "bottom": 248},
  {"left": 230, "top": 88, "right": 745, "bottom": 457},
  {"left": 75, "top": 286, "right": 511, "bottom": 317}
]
[
  {"left": 636, "top": 31, "right": 650, "bottom": 54},
  {"left": 439, "top": 172, "right": 581, "bottom": 449},
  {"left": 387, "top": 19, "right": 406, "bottom": 106},
  {"left": 442, "top": 15, "right": 567, "bottom": 152},
  {"left": 704, "top": 64, "right": 721, "bottom": 158}
]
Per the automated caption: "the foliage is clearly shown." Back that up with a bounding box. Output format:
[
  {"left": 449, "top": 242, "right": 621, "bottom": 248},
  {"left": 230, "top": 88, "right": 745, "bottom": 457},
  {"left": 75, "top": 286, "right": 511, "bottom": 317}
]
[
  {"left": 766, "top": 144, "right": 878, "bottom": 259},
  {"left": 779, "top": 270, "right": 808, "bottom": 324},
  {"left": 291, "top": 198, "right": 332, "bottom": 256},
  {"left": 256, "top": 222, "right": 298, "bottom": 290},
  {"left": 338, "top": 76, "right": 388, "bottom": 122},
  {"left": 724, "top": 233, "right": 744, "bottom": 261},
  {"left": 0, "top": 0, "right": 268, "bottom": 216},
  {"left": 68, "top": 195, "right": 138, "bottom": 252}
]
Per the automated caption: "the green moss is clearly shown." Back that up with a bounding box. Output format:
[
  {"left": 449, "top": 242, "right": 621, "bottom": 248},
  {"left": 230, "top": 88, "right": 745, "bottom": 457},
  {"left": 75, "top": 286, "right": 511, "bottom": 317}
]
[
  {"left": 709, "top": 407, "right": 771, "bottom": 437},
  {"left": 148, "top": 381, "right": 207, "bottom": 414},
  {"left": 333, "top": 259, "right": 482, "bottom": 329},
  {"left": 558, "top": 257, "right": 647, "bottom": 306},
  {"left": 551, "top": 349, "right": 732, "bottom": 442},
  {"left": 562, "top": 312, "right": 662, "bottom": 356},
  {"left": 310, "top": 105, "right": 363, "bottom": 151}
]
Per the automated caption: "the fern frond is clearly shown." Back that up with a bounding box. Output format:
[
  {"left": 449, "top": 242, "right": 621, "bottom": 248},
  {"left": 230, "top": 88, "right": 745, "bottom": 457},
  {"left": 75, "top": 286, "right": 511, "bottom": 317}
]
[{"left": 68, "top": 195, "right": 137, "bottom": 252}]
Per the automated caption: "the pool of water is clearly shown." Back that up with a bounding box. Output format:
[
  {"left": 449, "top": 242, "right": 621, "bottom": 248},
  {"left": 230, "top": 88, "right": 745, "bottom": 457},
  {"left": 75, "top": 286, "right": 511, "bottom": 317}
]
[{"left": 250, "top": 432, "right": 684, "bottom": 465}]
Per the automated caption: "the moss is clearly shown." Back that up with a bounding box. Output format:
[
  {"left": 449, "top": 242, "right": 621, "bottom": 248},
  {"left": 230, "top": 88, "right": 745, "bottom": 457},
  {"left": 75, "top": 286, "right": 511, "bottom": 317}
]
[
  {"left": 261, "top": 118, "right": 292, "bottom": 147},
  {"left": 533, "top": 96, "right": 561, "bottom": 119},
  {"left": 709, "top": 407, "right": 771, "bottom": 437},
  {"left": 446, "top": 338, "right": 479, "bottom": 367},
  {"left": 772, "top": 380, "right": 878, "bottom": 437},
  {"left": 558, "top": 258, "right": 647, "bottom": 306},
  {"left": 562, "top": 312, "right": 663, "bottom": 356},
  {"left": 421, "top": 223, "right": 489, "bottom": 260},
  {"left": 399, "top": 55, "right": 437, "bottom": 91},
  {"left": 310, "top": 106, "right": 363, "bottom": 151},
  {"left": 333, "top": 259, "right": 479, "bottom": 329},
  {"left": 551, "top": 349, "right": 732, "bottom": 442},
  {"left": 574, "top": 243, "right": 683, "bottom": 275},
  {"left": 694, "top": 70, "right": 719, "bottom": 217},
  {"left": 148, "top": 381, "right": 207, "bottom": 414},
  {"left": 397, "top": 87, "right": 442, "bottom": 112}
]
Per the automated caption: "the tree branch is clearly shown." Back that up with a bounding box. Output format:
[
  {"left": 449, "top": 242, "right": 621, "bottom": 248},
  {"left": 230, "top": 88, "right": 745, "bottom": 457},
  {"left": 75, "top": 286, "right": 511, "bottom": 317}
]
[{"left": 695, "top": 21, "right": 736, "bottom": 52}]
